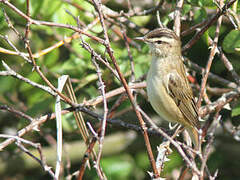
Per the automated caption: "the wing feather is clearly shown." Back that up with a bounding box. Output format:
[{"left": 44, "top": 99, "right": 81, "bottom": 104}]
[{"left": 165, "top": 70, "right": 200, "bottom": 129}]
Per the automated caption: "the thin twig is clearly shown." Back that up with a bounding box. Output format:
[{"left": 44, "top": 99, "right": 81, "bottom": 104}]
[
  {"left": 0, "top": 61, "right": 56, "bottom": 96},
  {"left": 137, "top": 107, "right": 200, "bottom": 175},
  {"left": 91, "top": 0, "right": 160, "bottom": 177},
  {"left": 82, "top": 38, "right": 108, "bottom": 179},
  {"left": 0, "top": 0, "right": 105, "bottom": 44},
  {"left": 197, "top": 9, "right": 223, "bottom": 109},
  {"left": 0, "top": 105, "right": 34, "bottom": 122},
  {"left": 182, "top": 0, "right": 237, "bottom": 52},
  {"left": 173, "top": 0, "right": 184, "bottom": 36},
  {"left": 185, "top": 59, "right": 237, "bottom": 89},
  {"left": 0, "top": 134, "right": 55, "bottom": 178},
  {"left": 200, "top": 113, "right": 221, "bottom": 180},
  {"left": 122, "top": 29, "right": 135, "bottom": 82},
  {"left": 218, "top": 47, "right": 240, "bottom": 85}
]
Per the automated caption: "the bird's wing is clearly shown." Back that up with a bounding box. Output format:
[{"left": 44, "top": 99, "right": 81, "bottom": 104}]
[{"left": 164, "top": 71, "right": 200, "bottom": 129}]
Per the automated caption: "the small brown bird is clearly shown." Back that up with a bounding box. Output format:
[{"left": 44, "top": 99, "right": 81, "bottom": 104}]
[{"left": 136, "top": 28, "right": 200, "bottom": 148}]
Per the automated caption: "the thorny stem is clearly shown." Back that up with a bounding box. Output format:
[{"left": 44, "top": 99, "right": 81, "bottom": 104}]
[
  {"left": 91, "top": 0, "right": 160, "bottom": 177},
  {"left": 182, "top": 0, "right": 237, "bottom": 52},
  {"left": 197, "top": 7, "right": 223, "bottom": 109}
]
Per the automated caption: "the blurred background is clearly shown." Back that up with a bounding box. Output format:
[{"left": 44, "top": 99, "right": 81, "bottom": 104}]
[{"left": 0, "top": 0, "right": 240, "bottom": 179}]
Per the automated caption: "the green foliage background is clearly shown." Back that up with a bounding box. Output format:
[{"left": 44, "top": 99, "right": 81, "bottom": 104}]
[{"left": 0, "top": 0, "right": 240, "bottom": 179}]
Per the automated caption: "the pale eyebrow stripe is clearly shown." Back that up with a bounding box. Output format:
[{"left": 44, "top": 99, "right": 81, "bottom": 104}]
[{"left": 152, "top": 37, "right": 175, "bottom": 43}]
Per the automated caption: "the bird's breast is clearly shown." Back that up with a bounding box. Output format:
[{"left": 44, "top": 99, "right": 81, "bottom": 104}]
[{"left": 146, "top": 59, "right": 183, "bottom": 123}]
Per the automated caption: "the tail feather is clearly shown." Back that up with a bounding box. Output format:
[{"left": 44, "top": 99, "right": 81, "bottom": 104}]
[{"left": 186, "top": 126, "right": 199, "bottom": 150}]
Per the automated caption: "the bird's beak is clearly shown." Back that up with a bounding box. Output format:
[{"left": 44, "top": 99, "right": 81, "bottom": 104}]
[{"left": 134, "top": 36, "right": 145, "bottom": 42}]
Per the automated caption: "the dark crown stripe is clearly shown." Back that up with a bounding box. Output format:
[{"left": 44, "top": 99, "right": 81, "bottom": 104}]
[{"left": 145, "top": 28, "right": 179, "bottom": 41}]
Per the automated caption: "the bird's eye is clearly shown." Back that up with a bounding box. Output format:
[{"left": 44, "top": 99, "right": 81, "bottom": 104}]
[
  {"left": 155, "top": 40, "right": 163, "bottom": 44},
  {"left": 155, "top": 40, "right": 169, "bottom": 45}
]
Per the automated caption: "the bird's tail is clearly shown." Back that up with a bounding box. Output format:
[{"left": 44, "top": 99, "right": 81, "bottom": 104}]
[{"left": 186, "top": 126, "right": 200, "bottom": 150}]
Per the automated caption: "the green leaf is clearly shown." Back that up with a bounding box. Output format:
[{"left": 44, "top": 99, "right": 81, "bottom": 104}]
[
  {"left": 30, "top": 1, "right": 44, "bottom": 18},
  {"left": 62, "top": 112, "right": 78, "bottom": 132},
  {"left": 141, "top": 44, "right": 150, "bottom": 54},
  {"left": 187, "top": 0, "right": 215, "bottom": 7},
  {"left": 182, "top": 4, "right": 192, "bottom": 15},
  {"left": 208, "top": 25, "right": 228, "bottom": 39},
  {"left": 19, "top": 71, "right": 42, "bottom": 92},
  {"left": 232, "top": 105, "right": 240, "bottom": 117},
  {"left": 43, "top": 48, "right": 59, "bottom": 67},
  {"left": 193, "top": 8, "right": 207, "bottom": 24},
  {"left": 163, "top": 150, "right": 183, "bottom": 174},
  {"left": 136, "top": 152, "right": 149, "bottom": 169},
  {"left": 0, "top": 77, "right": 17, "bottom": 93},
  {"left": 130, "top": 15, "right": 151, "bottom": 26},
  {"left": 41, "top": 0, "right": 62, "bottom": 19},
  {"left": 134, "top": 55, "right": 150, "bottom": 78},
  {"left": 101, "top": 155, "right": 134, "bottom": 180},
  {"left": 26, "top": 95, "right": 53, "bottom": 116},
  {"left": 200, "top": 30, "right": 210, "bottom": 46},
  {"left": 222, "top": 30, "right": 240, "bottom": 54},
  {"left": 134, "top": 63, "right": 144, "bottom": 79},
  {"left": 0, "top": 10, "right": 7, "bottom": 30},
  {"left": 52, "top": 4, "right": 78, "bottom": 35},
  {"left": 200, "top": 0, "right": 215, "bottom": 7}
]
